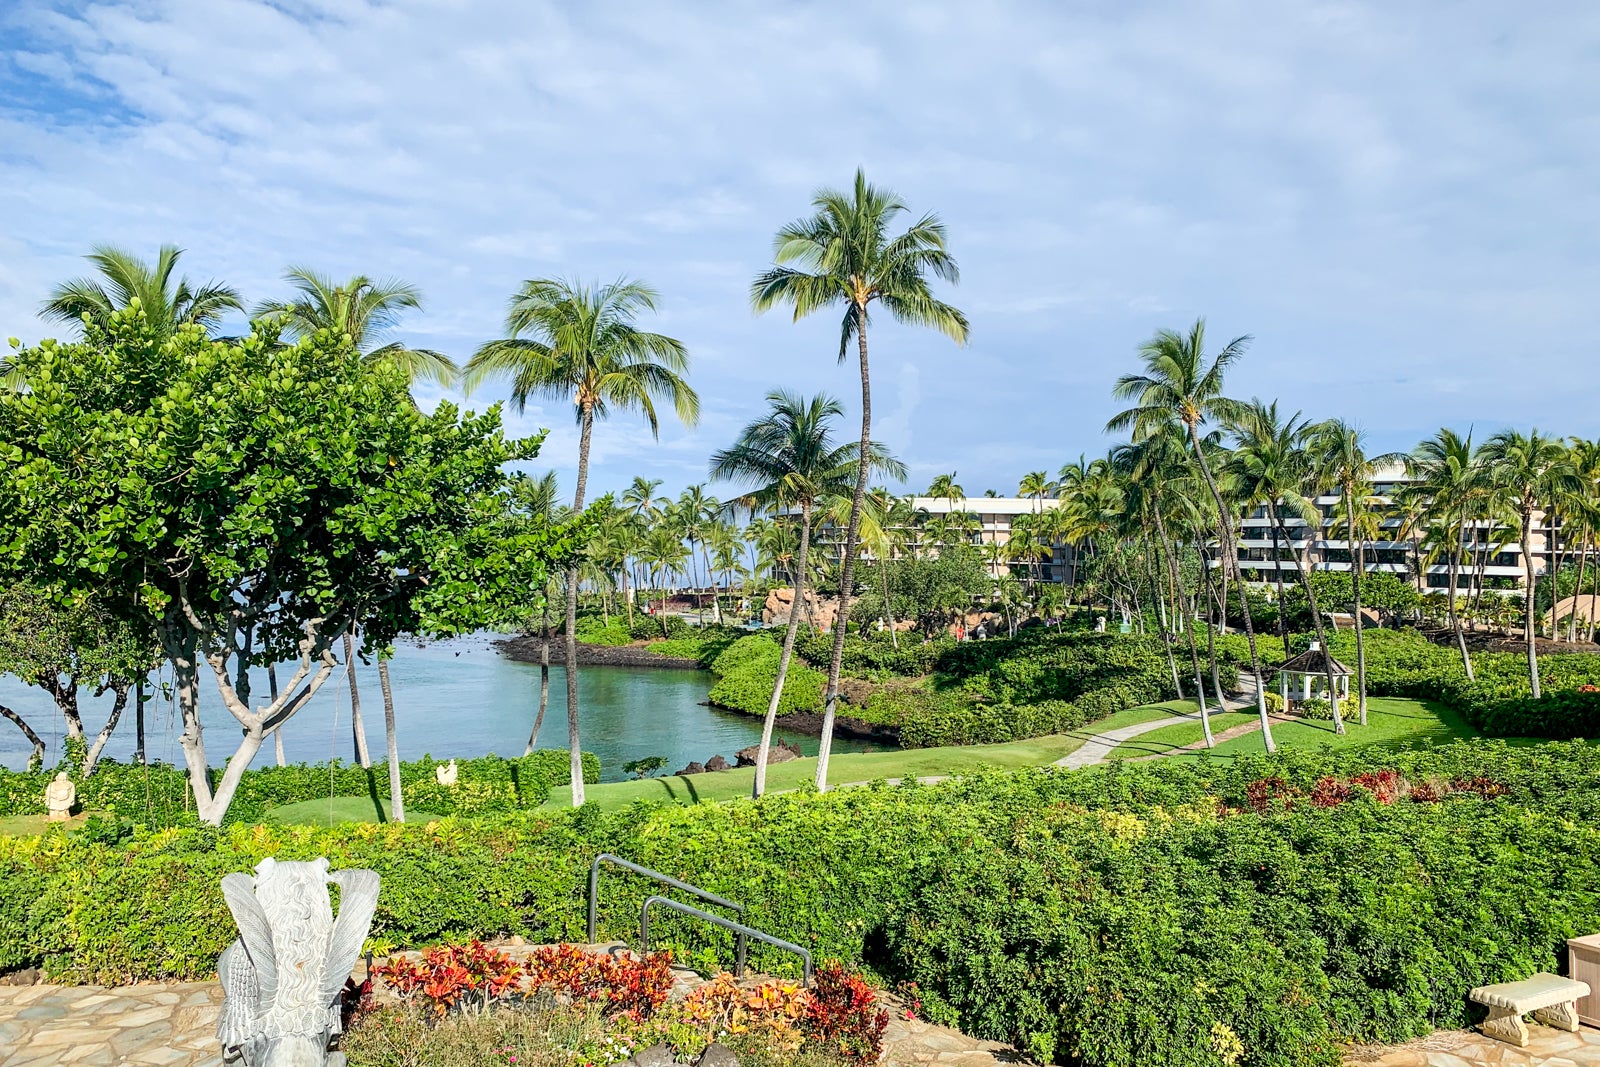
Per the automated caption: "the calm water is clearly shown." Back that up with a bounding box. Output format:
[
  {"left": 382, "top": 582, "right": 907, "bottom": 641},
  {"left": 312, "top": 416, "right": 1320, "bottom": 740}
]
[{"left": 0, "top": 633, "right": 868, "bottom": 781}]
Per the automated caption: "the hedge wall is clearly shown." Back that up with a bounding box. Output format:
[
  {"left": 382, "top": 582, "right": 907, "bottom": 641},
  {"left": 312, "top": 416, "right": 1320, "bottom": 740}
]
[
  {"left": 4, "top": 742, "right": 1600, "bottom": 1067},
  {"left": 0, "top": 748, "right": 599, "bottom": 827}
]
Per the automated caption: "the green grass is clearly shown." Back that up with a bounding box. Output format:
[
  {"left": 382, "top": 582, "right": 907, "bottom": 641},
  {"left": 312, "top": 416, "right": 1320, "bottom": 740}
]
[
  {"left": 264, "top": 795, "right": 432, "bottom": 827},
  {"left": 540, "top": 733, "right": 1094, "bottom": 812},
  {"left": 0, "top": 812, "right": 91, "bottom": 836},
  {"left": 1119, "top": 697, "right": 1479, "bottom": 762},
  {"left": 1109, "top": 712, "right": 1259, "bottom": 758}
]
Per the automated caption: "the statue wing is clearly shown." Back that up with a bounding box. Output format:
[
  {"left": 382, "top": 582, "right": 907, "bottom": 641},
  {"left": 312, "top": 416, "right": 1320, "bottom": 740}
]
[
  {"left": 216, "top": 940, "right": 260, "bottom": 1048},
  {"left": 321, "top": 868, "right": 380, "bottom": 1007},
  {"left": 220, "top": 872, "right": 279, "bottom": 1010}
]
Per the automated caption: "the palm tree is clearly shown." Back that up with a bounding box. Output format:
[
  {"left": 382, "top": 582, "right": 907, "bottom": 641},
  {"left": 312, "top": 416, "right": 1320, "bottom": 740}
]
[
  {"left": 1228, "top": 400, "right": 1348, "bottom": 731},
  {"left": 254, "top": 269, "right": 457, "bottom": 387},
  {"left": 1107, "top": 320, "right": 1276, "bottom": 752},
  {"left": 1568, "top": 439, "right": 1600, "bottom": 642},
  {"left": 42, "top": 244, "right": 242, "bottom": 338},
  {"left": 1018, "top": 471, "right": 1053, "bottom": 512},
  {"left": 1311, "top": 421, "right": 1406, "bottom": 725},
  {"left": 510, "top": 473, "right": 563, "bottom": 755},
  {"left": 1406, "top": 429, "right": 1482, "bottom": 679},
  {"left": 709, "top": 390, "right": 904, "bottom": 797},
  {"left": 255, "top": 268, "right": 458, "bottom": 788},
  {"left": 466, "top": 277, "right": 698, "bottom": 805},
  {"left": 1480, "top": 430, "right": 1578, "bottom": 697},
  {"left": 640, "top": 525, "right": 691, "bottom": 634},
  {"left": 752, "top": 169, "right": 967, "bottom": 792},
  {"left": 677, "top": 485, "right": 722, "bottom": 624}
]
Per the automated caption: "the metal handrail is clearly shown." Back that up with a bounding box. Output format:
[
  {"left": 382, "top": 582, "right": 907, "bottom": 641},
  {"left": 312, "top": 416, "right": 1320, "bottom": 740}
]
[
  {"left": 640, "top": 895, "right": 812, "bottom": 986},
  {"left": 587, "top": 853, "right": 744, "bottom": 944}
]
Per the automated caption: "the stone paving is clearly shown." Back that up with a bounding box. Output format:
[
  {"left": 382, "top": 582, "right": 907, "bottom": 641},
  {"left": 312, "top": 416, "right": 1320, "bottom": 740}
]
[
  {"left": 0, "top": 981, "right": 224, "bottom": 1066},
  {"left": 1345, "top": 1022, "right": 1600, "bottom": 1066}
]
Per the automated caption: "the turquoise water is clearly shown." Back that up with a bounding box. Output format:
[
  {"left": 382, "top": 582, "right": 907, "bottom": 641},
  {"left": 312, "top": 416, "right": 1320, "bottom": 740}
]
[{"left": 0, "top": 633, "right": 869, "bottom": 781}]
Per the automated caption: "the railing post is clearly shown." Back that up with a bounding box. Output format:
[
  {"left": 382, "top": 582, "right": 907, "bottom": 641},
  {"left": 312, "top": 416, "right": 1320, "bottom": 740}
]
[
  {"left": 735, "top": 930, "right": 748, "bottom": 977},
  {"left": 588, "top": 855, "right": 602, "bottom": 944}
]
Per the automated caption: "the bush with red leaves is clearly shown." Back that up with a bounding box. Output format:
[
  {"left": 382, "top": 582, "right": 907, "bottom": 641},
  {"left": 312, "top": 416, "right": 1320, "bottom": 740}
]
[
  {"left": 373, "top": 940, "right": 523, "bottom": 1015},
  {"left": 805, "top": 960, "right": 889, "bottom": 1061},
  {"left": 524, "top": 942, "right": 675, "bottom": 1017}
]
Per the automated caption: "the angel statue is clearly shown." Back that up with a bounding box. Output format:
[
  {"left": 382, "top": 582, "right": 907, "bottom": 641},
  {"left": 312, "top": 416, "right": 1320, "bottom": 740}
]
[{"left": 216, "top": 857, "right": 381, "bottom": 1066}]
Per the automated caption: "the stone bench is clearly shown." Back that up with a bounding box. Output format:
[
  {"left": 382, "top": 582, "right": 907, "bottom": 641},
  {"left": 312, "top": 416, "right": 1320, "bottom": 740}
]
[{"left": 1469, "top": 972, "right": 1590, "bottom": 1046}]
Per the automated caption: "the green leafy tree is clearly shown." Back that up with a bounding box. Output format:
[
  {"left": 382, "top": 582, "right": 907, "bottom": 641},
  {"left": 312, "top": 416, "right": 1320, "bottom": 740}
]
[
  {"left": 753, "top": 169, "right": 968, "bottom": 792},
  {"left": 466, "top": 277, "right": 698, "bottom": 806},
  {"left": 0, "top": 308, "right": 565, "bottom": 825},
  {"left": 41, "top": 244, "right": 242, "bottom": 339},
  {"left": 709, "top": 390, "right": 903, "bottom": 797}
]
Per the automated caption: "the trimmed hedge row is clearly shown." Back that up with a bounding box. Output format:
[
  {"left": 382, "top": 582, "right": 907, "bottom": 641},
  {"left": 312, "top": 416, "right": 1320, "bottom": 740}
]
[
  {"left": 5, "top": 742, "right": 1600, "bottom": 1067},
  {"left": 0, "top": 749, "right": 599, "bottom": 827}
]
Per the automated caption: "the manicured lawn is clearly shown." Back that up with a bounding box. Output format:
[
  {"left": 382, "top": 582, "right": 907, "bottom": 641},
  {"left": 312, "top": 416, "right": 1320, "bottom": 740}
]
[
  {"left": 1128, "top": 696, "right": 1480, "bottom": 760},
  {"left": 0, "top": 812, "right": 92, "bottom": 835},
  {"left": 264, "top": 795, "right": 430, "bottom": 826},
  {"left": 1109, "top": 711, "right": 1258, "bottom": 758}
]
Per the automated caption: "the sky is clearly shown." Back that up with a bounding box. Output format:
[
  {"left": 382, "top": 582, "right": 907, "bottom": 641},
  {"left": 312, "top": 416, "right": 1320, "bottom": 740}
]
[{"left": 2, "top": 1, "right": 1597, "bottom": 502}]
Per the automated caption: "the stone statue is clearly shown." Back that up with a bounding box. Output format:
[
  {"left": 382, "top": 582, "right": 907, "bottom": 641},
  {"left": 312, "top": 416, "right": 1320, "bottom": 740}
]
[
  {"left": 44, "top": 772, "right": 75, "bottom": 821},
  {"left": 217, "top": 857, "right": 380, "bottom": 1066},
  {"left": 435, "top": 759, "right": 458, "bottom": 786}
]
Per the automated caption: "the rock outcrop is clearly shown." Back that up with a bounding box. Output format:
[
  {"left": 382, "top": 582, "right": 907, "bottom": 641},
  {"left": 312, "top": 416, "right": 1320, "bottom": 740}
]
[
  {"left": 733, "top": 739, "right": 802, "bottom": 767},
  {"left": 761, "top": 587, "right": 857, "bottom": 633}
]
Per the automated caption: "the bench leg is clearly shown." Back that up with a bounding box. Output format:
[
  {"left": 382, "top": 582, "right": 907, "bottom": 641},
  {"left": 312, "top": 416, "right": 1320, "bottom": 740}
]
[
  {"left": 1534, "top": 1000, "right": 1580, "bottom": 1032},
  {"left": 1480, "top": 1006, "right": 1531, "bottom": 1047}
]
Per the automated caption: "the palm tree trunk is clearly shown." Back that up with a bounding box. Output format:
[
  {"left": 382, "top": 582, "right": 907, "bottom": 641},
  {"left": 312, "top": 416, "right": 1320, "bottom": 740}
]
[
  {"left": 881, "top": 560, "right": 899, "bottom": 648},
  {"left": 1448, "top": 514, "right": 1474, "bottom": 679},
  {"left": 1144, "top": 520, "right": 1182, "bottom": 698},
  {"left": 565, "top": 407, "right": 595, "bottom": 806},
  {"left": 1276, "top": 510, "right": 1345, "bottom": 733},
  {"left": 525, "top": 586, "right": 553, "bottom": 756},
  {"left": 1568, "top": 539, "right": 1587, "bottom": 643},
  {"left": 621, "top": 564, "right": 635, "bottom": 631},
  {"left": 268, "top": 663, "right": 285, "bottom": 767},
  {"left": 1265, "top": 504, "right": 1290, "bottom": 646},
  {"left": 817, "top": 305, "right": 873, "bottom": 793},
  {"left": 1201, "top": 551, "right": 1226, "bottom": 713},
  {"left": 1345, "top": 488, "right": 1369, "bottom": 726},
  {"left": 1156, "top": 504, "right": 1211, "bottom": 746},
  {"left": 134, "top": 677, "right": 147, "bottom": 766},
  {"left": 1522, "top": 506, "right": 1541, "bottom": 698},
  {"left": 1188, "top": 423, "right": 1274, "bottom": 752},
  {"left": 344, "top": 629, "right": 371, "bottom": 768},
  {"left": 756, "top": 501, "right": 812, "bottom": 798},
  {"left": 378, "top": 658, "right": 404, "bottom": 823}
]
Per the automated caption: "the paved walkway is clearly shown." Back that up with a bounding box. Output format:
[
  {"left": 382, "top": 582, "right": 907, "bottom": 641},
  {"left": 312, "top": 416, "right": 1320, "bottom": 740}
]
[{"left": 1345, "top": 1022, "right": 1600, "bottom": 1065}]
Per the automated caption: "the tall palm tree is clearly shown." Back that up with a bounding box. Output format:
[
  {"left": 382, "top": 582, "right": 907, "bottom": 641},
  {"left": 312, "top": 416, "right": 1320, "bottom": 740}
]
[
  {"left": 1107, "top": 320, "right": 1276, "bottom": 752},
  {"left": 1226, "top": 399, "right": 1346, "bottom": 732},
  {"left": 42, "top": 244, "right": 242, "bottom": 338},
  {"left": 1018, "top": 471, "right": 1053, "bottom": 512},
  {"left": 752, "top": 169, "right": 967, "bottom": 792},
  {"left": 677, "top": 484, "right": 722, "bottom": 623},
  {"left": 1480, "top": 430, "right": 1578, "bottom": 697},
  {"left": 1406, "top": 429, "right": 1482, "bottom": 679},
  {"left": 1311, "top": 420, "right": 1406, "bottom": 725},
  {"left": 510, "top": 473, "right": 563, "bottom": 755},
  {"left": 710, "top": 390, "right": 904, "bottom": 797},
  {"left": 255, "top": 268, "right": 458, "bottom": 787},
  {"left": 254, "top": 268, "right": 457, "bottom": 387},
  {"left": 466, "top": 277, "right": 698, "bottom": 805},
  {"left": 1568, "top": 439, "right": 1600, "bottom": 642}
]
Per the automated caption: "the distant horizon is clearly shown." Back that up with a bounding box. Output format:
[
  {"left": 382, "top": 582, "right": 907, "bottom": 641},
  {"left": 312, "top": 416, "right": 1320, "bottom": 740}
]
[{"left": 4, "top": 1, "right": 1595, "bottom": 498}]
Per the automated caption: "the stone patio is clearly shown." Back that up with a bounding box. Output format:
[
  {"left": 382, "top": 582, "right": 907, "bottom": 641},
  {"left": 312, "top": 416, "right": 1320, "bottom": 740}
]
[{"left": 1344, "top": 1022, "right": 1600, "bottom": 1066}]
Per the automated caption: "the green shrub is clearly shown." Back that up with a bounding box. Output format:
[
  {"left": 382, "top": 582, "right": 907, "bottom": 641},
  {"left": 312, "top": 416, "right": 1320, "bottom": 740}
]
[
  {"left": 710, "top": 633, "right": 783, "bottom": 677},
  {"left": 574, "top": 615, "right": 632, "bottom": 646},
  {"left": 1299, "top": 697, "right": 1334, "bottom": 721},
  {"left": 707, "top": 657, "right": 824, "bottom": 716},
  {"left": 631, "top": 615, "right": 694, "bottom": 640},
  {"left": 7, "top": 742, "right": 1600, "bottom": 1067},
  {"left": 0, "top": 748, "right": 599, "bottom": 825}
]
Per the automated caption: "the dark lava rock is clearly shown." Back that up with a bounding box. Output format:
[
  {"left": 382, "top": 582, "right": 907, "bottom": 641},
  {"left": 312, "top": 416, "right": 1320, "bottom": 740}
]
[
  {"left": 733, "top": 739, "right": 802, "bottom": 767},
  {"left": 697, "top": 1044, "right": 740, "bottom": 1067},
  {"left": 676, "top": 761, "right": 707, "bottom": 776},
  {"left": 705, "top": 755, "right": 731, "bottom": 772}
]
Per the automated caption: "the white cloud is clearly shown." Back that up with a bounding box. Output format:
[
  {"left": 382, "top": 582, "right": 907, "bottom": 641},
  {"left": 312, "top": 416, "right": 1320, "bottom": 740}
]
[{"left": 1, "top": 0, "right": 1597, "bottom": 498}]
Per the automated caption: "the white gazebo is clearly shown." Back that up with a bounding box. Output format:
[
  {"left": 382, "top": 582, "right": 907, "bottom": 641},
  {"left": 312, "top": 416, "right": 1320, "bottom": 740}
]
[{"left": 1276, "top": 641, "right": 1352, "bottom": 705}]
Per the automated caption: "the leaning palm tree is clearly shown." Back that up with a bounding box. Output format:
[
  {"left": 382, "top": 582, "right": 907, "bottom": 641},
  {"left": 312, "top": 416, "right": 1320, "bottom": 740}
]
[
  {"left": 255, "top": 268, "right": 457, "bottom": 786},
  {"left": 709, "top": 390, "right": 905, "bottom": 797},
  {"left": 752, "top": 169, "right": 967, "bottom": 792},
  {"left": 254, "top": 268, "right": 457, "bottom": 387},
  {"left": 43, "top": 244, "right": 242, "bottom": 338},
  {"left": 1479, "top": 430, "right": 1579, "bottom": 697},
  {"left": 510, "top": 472, "right": 563, "bottom": 755},
  {"left": 466, "top": 277, "right": 698, "bottom": 805},
  {"left": 1107, "top": 320, "right": 1276, "bottom": 752}
]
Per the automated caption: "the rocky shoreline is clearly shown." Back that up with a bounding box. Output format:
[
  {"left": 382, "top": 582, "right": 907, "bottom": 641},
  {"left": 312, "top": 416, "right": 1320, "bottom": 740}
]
[
  {"left": 703, "top": 704, "right": 902, "bottom": 745},
  {"left": 493, "top": 634, "right": 701, "bottom": 670}
]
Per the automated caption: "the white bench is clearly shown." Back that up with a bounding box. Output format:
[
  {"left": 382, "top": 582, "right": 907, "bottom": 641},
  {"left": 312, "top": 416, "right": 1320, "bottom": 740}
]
[{"left": 1469, "top": 972, "right": 1590, "bottom": 1047}]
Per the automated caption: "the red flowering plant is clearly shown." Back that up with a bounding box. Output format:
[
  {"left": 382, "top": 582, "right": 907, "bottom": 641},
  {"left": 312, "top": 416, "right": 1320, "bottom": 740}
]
[
  {"left": 804, "top": 961, "right": 889, "bottom": 1061},
  {"left": 372, "top": 940, "right": 524, "bottom": 1016},
  {"left": 524, "top": 943, "right": 675, "bottom": 1018}
]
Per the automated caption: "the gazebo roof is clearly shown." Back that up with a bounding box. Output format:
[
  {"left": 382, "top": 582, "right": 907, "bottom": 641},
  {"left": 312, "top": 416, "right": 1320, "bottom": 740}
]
[{"left": 1278, "top": 645, "right": 1352, "bottom": 676}]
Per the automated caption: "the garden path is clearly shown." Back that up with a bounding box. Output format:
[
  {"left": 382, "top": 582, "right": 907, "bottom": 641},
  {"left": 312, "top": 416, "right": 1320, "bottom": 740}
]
[{"left": 1050, "top": 712, "right": 1203, "bottom": 769}]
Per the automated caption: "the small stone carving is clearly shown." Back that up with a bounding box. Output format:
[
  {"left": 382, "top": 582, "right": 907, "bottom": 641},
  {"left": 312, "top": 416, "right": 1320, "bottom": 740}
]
[
  {"left": 44, "top": 772, "right": 75, "bottom": 821},
  {"left": 217, "top": 856, "right": 380, "bottom": 1066},
  {"left": 435, "top": 759, "right": 458, "bottom": 786}
]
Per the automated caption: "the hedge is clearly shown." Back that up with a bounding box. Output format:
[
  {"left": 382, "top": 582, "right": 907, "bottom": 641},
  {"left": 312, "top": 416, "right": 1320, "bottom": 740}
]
[
  {"left": 0, "top": 748, "right": 600, "bottom": 827},
  {"left": 5, "top": 742, "right": 1600, "bottom": 1067}
]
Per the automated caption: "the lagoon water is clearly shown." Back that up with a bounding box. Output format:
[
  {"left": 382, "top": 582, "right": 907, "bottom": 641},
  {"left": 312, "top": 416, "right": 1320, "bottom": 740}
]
[{"left": 0, "top": 632, "right": 868, "bottom": 781}]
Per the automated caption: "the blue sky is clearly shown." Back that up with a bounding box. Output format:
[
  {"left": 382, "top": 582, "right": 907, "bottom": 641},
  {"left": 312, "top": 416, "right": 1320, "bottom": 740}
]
[{"left": 2, "top": 1, "right": 1597, "bottom": 501}]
